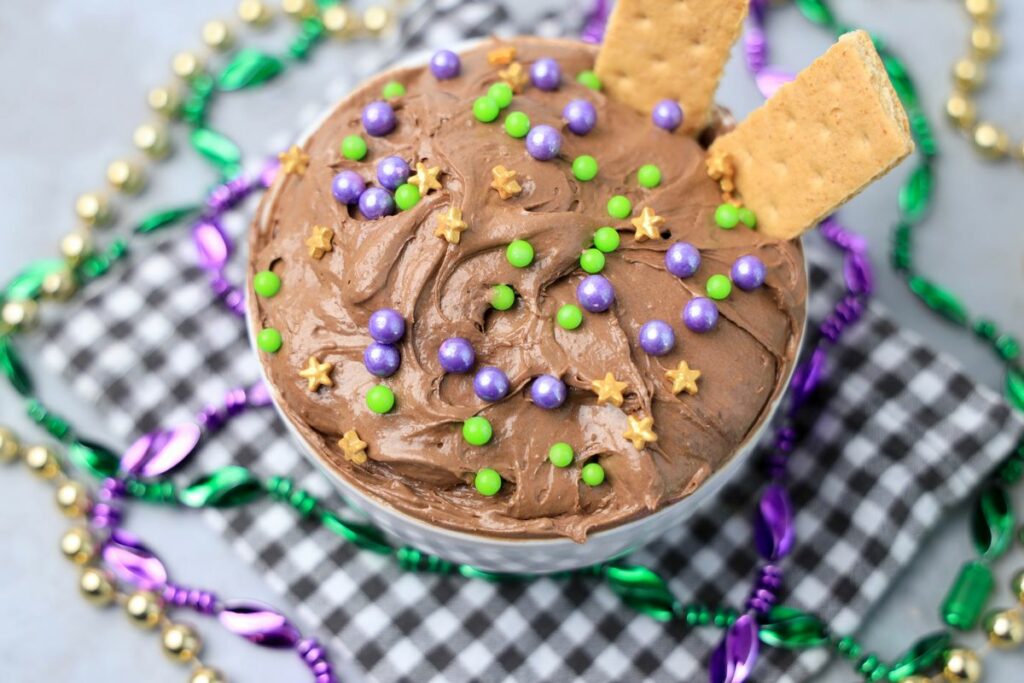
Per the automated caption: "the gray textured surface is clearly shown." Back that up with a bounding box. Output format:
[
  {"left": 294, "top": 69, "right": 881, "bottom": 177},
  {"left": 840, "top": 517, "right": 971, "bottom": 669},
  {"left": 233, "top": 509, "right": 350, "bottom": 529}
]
[{"left": 0, "top": 1, "right": 1021, "bottom": 682}]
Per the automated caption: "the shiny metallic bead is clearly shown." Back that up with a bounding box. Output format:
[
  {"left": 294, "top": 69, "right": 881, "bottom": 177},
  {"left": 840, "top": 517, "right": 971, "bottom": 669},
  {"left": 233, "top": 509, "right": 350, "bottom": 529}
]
[
  {"left": 60, "top": 230, "right": 93, "bottom": 265},
  {"left": 171, "top": 51, "right": 204, "bottom": 80},
  {"left": 953, "top": 58, "right": 985, "bottom": 91},
  {"left": 60, "top": 527, "right": 95, "bottom": 565},
  {"left": 983, "top": 608, "right": 1023, "bottom": 648},
  {"left": 970, "top": 25, "right": 1001, "bottom": 59},
  {"left": 133, "top": 123, "right": 171, "bottom": 159},
  {"left": 190, "top": 666, "right": 227, "bottom": 683},
  {"left": 162, "top": 623, "right": 202, "bottom": 662},
  {"left": 41, "top": 268, "right": 77, "bottom": 301},
  {"left": 942, "top": 648, "right": 982, "bottom": 682},
  {"left": 1013, "top": 569, "right": 1024, "bottom": 604},
  {"left": 902, "top": 678, "right": 932, "bottom": 683},
  {"left": 1, "top": 299, "right": 38, "bottom": 331},
  {"left": 238, "top": 0, "right": 273, "bottom": 25},
  {"left": 23, "top": 444, "right": 59, "bottom": 479},
  {"left": 965, "top": 0, "right": 998, "bottom": 21},
  {"left": 945, "top": 93, "right": 977, "bottom": 130},
  {"left": 281, "top": 0, "right": 316, "bottom": 19},
  {"left": 147, "top": 85, "right": 181, "bottom": 117},
  {"left": 74, "top": 192, "right": 113, "bottom": 227},
  {"left": 106, "top": 159, "right": 146, "bottom": 194},
  {"left": 973, "top": 122, "right": 1010, "bottom": 159},
  {"left": 79, "top": 567, "right": 116, "bottom": 606},
  {"left": 202, "top": 20, "right": 234, "bottom": 50},
  {"left": 0, "top": 427, "right": 21, "bottom": 463},
  {"left": 125, "top": 590, "right": 164, "bottom": 629},
  {"left": 55, "top": 481, "right": 91, "bottom": 518},
  {"left": 322, "top": 5, "right": 359, "bottom": 37},
  {"left": 362, "top": 5, "right": 391, "bottom": 34}
]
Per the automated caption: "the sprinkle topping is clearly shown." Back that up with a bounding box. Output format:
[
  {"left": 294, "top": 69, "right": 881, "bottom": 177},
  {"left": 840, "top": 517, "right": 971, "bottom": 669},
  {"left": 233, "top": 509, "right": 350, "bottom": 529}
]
[
  {"left": 278, "top": 145, "right": 310, "bottom": 176},
  {"left": 666, "top": 361, "right": 701, "bottom": 395},
  {"left": 591, "top": 372, "right": 628, "bottom": 407},
  {"left": 623, "top": 414, "right": 658, "bottom": 450},
  {"left": 490, "top": 165, "right": 522, "bottom": 200},
  {"left": 499, "top": 62, "right": 529, "bottom": 93},
  {"left": 632, "top": 206, "right": 666, "bottom": 242},
  {"left": 338, "top": 430, "right": 368, "bottom": 464},
  {"left": 299, "top": 356, "right": 333, "bottom": 392},
  {"left": 434, "top": 206, "right": 468, "bottom": 244},
  {"left": 305, "top": 225, "right": 334, "bottom": 259},
  {"left": 411, "top": 162, "right": 442, "bottom": 195}
]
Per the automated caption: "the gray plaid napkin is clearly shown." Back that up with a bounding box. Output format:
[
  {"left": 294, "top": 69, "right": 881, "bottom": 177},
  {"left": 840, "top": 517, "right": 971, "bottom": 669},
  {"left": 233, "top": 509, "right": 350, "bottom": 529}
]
[{"left": 36, "top": 2, "right": 1024, "bottom": 681}]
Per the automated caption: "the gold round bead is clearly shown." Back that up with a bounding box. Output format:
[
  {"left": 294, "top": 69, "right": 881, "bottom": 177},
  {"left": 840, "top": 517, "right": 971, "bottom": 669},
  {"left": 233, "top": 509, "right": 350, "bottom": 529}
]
[
  {"left": 147, "top": 85, "right": 181, "bottom": 117},
  {"left": 973, "top": 122, "right": 1010, "bottom": 159},
  {"left": 79, "top": 567, "right": 116, "bottom": 606},
  {"left": 238, "top": 0, "right": 273, "bottom": 25},
  {"left": 133, "top": 123, "right": 171, "bottom": 159},
  {"left": 172, "top": 51, "right": 205, "bottom": 80},
  {"left": 60, "top": 230, "right": 93, "bottom": 265},
  {"left": 953, "top": 58, "right": 985, "bottom": 92},
  {"left": 23, "top": 444, "right": 59, "bottom": 479},
  {"left": 202, "top": 20, "right": 234, "bottom": 50},
  {"left": 362, "top": 5, "right": 391, "bottom": 35},
  {"left": 60, "top": 527, "right": 95, "bottom": 564},
  {"left": 965, "top": 0, "right": 997, "bottom": 21},
  {"left": 41, "top": 268, "right": 77, "bottom": 301},
  {"left": 106, "top": 159, "right": 146, "bottom": 194},
  {"left": 945, "top": 93, "right": 977, "bottom": 130},
  {"left": 942, "top": 648, "right": 982, "bottom": 682},
  {"left": 902, "top": 677, "right": 932, "bottom": 683},
  {"left": 55, "top": 481, "right": 91, "bottom": 518},
  {"left": 0, "top": 427, "right": 20, "bottom": 462},
  {"left": 1, "top": 299, "right": 38, "bottom": 331},
  {"left": 970, "top": 24, "right": 1001, "bottom": 59},
  {"left": 1013, "top": 569, "right": 1024, "bottom": 604},
  {"left": 162, "top": 623, "right": 202, "bottom": 662},
  {"left": 983, "top": 608, "right": 1023, "bottom": 648},
  {"left": 323, "top": 6, "right": 359, "bottom": 37},
  {"left": 75, "top": 192, "right": 113, "bottom": 227},
  {"left": 190, "top": 666, "right": 227, "bottom": 683},
  {"left": 281, "top": 0, "right": 316, "bottom": 19},
  {"left": 125, "top": 590, "right": 164, "bottom": 629}
]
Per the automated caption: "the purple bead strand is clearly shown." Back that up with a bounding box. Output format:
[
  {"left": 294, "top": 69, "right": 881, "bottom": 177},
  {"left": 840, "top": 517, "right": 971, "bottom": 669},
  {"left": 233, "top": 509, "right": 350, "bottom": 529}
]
[
  {"left": 196, "top": 382, "right": 270, "bottom": 434},
  {"left": 163, "top": 582, "right": 221, "bottom": 615}
]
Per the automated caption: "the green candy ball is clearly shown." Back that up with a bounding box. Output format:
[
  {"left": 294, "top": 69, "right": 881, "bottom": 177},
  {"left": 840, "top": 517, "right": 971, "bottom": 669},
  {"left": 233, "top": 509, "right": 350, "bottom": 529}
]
[
  {"left": 706, "top": 274, "right": 732, "bottom": 300},
  {"left": 607, "top": 195, "right": 632, "bottom": 219},
  {"left": 473, "top": 96, "right": 501, "bottom": 123},
  {"left": 738, "top": 207, "right": 757, "bottom": 229},
  {"left": 475, "top": 468, "right": 502, "bottom": 496},
  {"left": 572, "top": 155, "right": 599, "bottom": 182},
  {"left": 576, "top": 70, "right": 602, "bottom": 91},
  {"left": 592, "top": 227, "right": 620, "bottom": 253},
  {"left": 394, "top": 183, "right": 421, "bottom": 211},
  {"left": 715, "top": 203, "right": 740, "bottom": 229},
  {"left": 548, "top": 442, "right": 574, "bottom": 468},
  {"left": 463, "top": 416, "right": 493, "bottom": 446},
  {"left": 637, "top": 164, "right": 662, "bottom": 188},
  {"left": 487, "top": 82, "right": 514, "bottom": 109},
  {"left": 581, "top": 462, "right": 605, "bottom": 487},
  {"left": 253, "top": 271, "right": 281, "bottom": 298},
  {"left": 556, "top": 304, "right": 583, "bottom": 330},
  {"left": 256, "top": 328, "right": 282, "bottom": 353},
  {"left": 504, "top": 111, "right": 531, "bottom": 139},
  {"left": 491, "top": 284, "right": 516, "bottom": 311},
  {"left": 366, "top": 385, "right": 396, "bottom": 414},
  {"left": 580, "top": 248, "right": 605, "bottom": 274},
  {"left": 506, "top": 239, "right": 535, "bottom": 268},
  {"left": 341, "top": 135, "right": 368, "bottom": 161},
  {"left": 381, "top": 80, "right": 406, "bottom": 99}
]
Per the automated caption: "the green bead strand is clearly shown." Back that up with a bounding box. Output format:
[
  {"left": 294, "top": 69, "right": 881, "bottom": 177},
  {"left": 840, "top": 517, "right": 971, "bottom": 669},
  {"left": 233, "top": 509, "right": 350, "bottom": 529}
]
[
  {"left": 25, "top": 399, "right": 73, "bottom": 442},
  {"left": 124, "top": 478, "right": 179, "bottom": 504},
  {"left": 396, "top": 546, "right": 455, "bottom": 574}
]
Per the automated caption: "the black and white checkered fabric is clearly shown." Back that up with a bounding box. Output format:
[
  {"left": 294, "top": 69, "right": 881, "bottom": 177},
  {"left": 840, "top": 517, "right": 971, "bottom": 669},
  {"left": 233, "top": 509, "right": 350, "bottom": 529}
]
[{"left": 35, "top": 2, "right": 1024, "bottom": 681}]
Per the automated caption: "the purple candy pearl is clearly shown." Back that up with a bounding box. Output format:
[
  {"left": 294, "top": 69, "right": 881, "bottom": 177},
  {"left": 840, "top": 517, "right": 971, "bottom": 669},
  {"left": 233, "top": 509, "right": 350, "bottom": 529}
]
[
  {"left": 577, "top": 274, "right": 615, "bottom": 313},
  {"left": 364, "top": 342, "right": 400, "bottom": 378},
  {"left": 665, "top": 242, "right": 701, "bottom": 278},
  {"left": 474, "top": 366, "right": 510, "bottom": 402},
  {"left": 652, "top": 99, "right": 684, "bottom": 131},
  {"left": 731, "top": 255, "right": 767, "bottom": 291},
  {"left": 331, "top": 171, "right": 365, "bottom": 205},
  {"left": 362, "top": 100, "right": 397, "bottom": 137},
  {"left": 530, "top": 57, "right": 562, "bottom": 91},
  {"left": 563, "top": 99, "right": 597, "bottom": 135},
  {"left": 530, "top": 374, "right": 567, "bottom": 409},
  {"left": 368, "top": 308, "right": 405, "bottom": 344},
  {"left": 683, "top": 297, "right": 719, "bottom": 333},
  {"left": 359, "top": 187, "right": 396, "bottom": 220},
  {"left": 525, "top": 124, "right": 562, "bottom": 161},
  {"left": 376, "top": 156, "right": 411, "bottom": 191},
  {"left": 639, "top": 320, "right": 676, "bottom": 356},
  {"left": 438, "top": 337, "right": 475, "bottom": 374},
  {"left": 430, "top": 49, "right": 461, "bottom": 80}
]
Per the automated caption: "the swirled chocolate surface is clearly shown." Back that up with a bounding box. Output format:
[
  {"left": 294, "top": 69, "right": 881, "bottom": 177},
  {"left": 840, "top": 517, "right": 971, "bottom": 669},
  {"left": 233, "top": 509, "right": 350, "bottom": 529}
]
[{"left": 249, "top": 38, "right": 806, "bottom": 542}]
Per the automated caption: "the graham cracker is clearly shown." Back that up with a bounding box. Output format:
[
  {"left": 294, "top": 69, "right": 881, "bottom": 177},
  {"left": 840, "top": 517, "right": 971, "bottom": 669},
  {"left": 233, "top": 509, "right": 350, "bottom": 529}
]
[
  {"left": 594, "top": 0, "right": 749, "bottom": 136},
  {"left": 708, "top": 30, "right": 914, "bottom": 240}
]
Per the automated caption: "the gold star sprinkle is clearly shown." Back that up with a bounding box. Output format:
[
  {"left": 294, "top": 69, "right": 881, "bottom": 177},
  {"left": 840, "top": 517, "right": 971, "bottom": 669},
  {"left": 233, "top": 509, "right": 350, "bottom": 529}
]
[
  {"left": 666, "top": 361, "right": 702, "bottom": 395},
  {"left": 591, "top": 372, "right": 629, "bottom": 407},
  {"left": 490, "top": 165, "right": 522, "bottom": 200},
  {"left": 623, "top": 414, "right": 658, "bottom": 450},
  {"left": 488, "top": 45, "right": 517, "bottom": 66},
  {"left": 299, "top": 356, "right": 334, "bottom": 392},
  {"left": 338, "top": 429, "right": 368, "bottom": 464},
  {"left": 499, "top": 62, "right": 529, "bottom": 93},
  {"left": 305, "top": 225, "right": 334, "bottom": 259},
  {"left": 434, "top": 206, "right": 468, "bottom": 244},
  {"left": 411, "top": 162, "right": 442, "bottom": 195},
  {"left": 631, "top": 206, "right": 666, "bottom": 242},
  {"left": 278, "top": 145, "right": 310, "bottom": 176}
]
